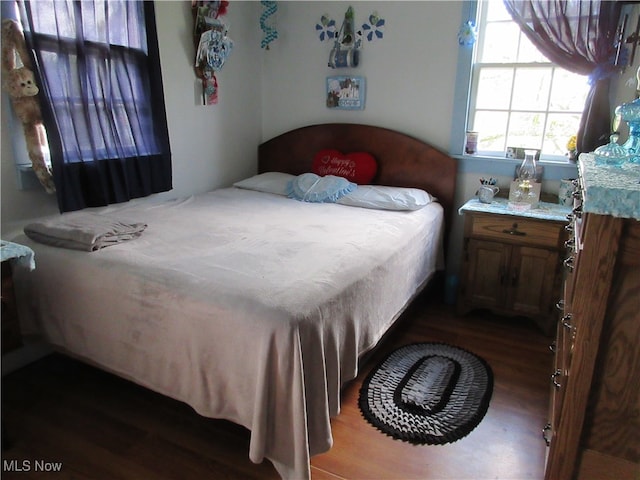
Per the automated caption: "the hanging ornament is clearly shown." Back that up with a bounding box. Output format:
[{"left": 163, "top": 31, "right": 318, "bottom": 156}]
[
  {"left": 457, "top": 20, "right": 477, "bottom": 46},
  {"left": 202, "top": 70, "right": 218, "bottom": 105},
  {"left": 193, "top": 1, "right": 232, "bottom": 106},
  {"left": 316, "top": 14, "right": 336, "bottom": 42},
  {"left": 260, "top": 1, "right": 278, "bottom": 50},
  {"left": 362, "top": 12, "right": 385, "bottom": 42},
  {"left": 457, "top": 2, "right": 477, "bottom": 46}
]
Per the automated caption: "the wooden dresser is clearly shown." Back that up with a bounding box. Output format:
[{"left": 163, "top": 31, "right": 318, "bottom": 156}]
[
  {"left": 457, "top": 198, "right": 571, "bottom": 335},
  {"left": 544, "top": 154, "right": 640, "bottom": 479}
]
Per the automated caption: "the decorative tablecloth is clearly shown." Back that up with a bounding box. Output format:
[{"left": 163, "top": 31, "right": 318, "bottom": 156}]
[
  {"left": 579, "top": 153, "right": 640, "bottom": 219},
  {"left": 1, "top": 240, "right": 35, "bottom": 270}
]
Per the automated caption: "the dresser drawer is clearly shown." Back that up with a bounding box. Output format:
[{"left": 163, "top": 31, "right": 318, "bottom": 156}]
[{"left": 469, "top": 213, "right": 564, "bottom": 249}]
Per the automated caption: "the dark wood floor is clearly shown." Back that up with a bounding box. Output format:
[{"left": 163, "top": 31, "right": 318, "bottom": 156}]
[{"left": 1, "top": 291, "right": 552, "bottom": 479}]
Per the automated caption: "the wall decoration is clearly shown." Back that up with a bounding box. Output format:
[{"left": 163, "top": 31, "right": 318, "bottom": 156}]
[
  {"left": 457, "top": 21, "right": 477, "bottom": 46},
  {"left": 328, "top": 6, "right": 361, "bottom": 69},
  {"left": 316, "top": 14, "right": 336, "bottom": 42},
  {"left": 457, "top": 2, "right": 477, "bottom": 46},
  {"left": 318, "top": 7, "right": 385, "bottom": 69},
  {"left": 326, "top": 75, "right": 365, "bottom": 110},
  {"left": 193, "top": 1, "right": 232, "bottom": 105},
  {"left": 260, "top": 1, "right": 278, "bottom": 50},
  {"left": 361, "top": 12, "right": 384, "bottom": 42}
]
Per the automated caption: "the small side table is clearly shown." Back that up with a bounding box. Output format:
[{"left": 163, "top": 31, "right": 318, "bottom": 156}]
[
  {"left": 1, "top": 241, "right": 35, "bottom": 355},
  {"left": 456, "top": 198, "right": 571, "bottom": 334}
]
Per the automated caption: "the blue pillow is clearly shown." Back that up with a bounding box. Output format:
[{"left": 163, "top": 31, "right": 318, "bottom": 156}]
[{"left": 286, "top": 173, "right": 357, "bottom": 203}]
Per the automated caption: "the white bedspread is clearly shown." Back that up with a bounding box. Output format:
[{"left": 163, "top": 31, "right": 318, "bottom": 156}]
[{"left": 13, "top": 187, "right": 444, "bottom": 479}]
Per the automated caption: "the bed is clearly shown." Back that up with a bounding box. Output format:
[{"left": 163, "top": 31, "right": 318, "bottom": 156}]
[{"left": 12, "top": 123, "right": 457, "bottom": 479}]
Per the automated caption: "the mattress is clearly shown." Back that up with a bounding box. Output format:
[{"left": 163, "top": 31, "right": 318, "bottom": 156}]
[{"left": 13, "top": 186, "right": 444, "bottom": 479}]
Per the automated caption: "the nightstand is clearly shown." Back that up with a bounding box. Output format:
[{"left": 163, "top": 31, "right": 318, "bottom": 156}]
[
  {"left": 1, "top": 241, "right": 35, "bottom": 355},
  {"left": 456, "top": 198, "right": 571, "bottom": 334}
]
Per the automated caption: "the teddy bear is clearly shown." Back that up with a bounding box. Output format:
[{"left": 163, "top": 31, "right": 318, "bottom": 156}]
[{"left": 2, "top": 19, "right": 55, "bottom": 194}]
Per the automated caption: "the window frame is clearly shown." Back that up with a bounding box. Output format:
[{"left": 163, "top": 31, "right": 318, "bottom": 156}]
[{"left": 449, "top": 1, "right": 580, "bottom": 179}]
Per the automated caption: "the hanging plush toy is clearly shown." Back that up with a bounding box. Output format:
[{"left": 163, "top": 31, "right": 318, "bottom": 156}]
[{"left": 1, "top": 19, "right": 55, "bottom": 193}]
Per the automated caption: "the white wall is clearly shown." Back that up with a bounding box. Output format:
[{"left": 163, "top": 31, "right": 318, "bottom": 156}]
[
  {"left": 1, "top": 1, "right": 262, "bottom": 234},
  {"left": 260, "top": 1, "right": 460, "bottom": 150}
]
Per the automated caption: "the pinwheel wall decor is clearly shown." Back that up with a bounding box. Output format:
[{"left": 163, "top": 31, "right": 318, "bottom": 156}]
[{"left": 316, "top": 7, "right": 385, "bottom": 69}]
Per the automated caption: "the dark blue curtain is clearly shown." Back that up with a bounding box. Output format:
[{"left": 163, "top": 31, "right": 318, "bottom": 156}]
[
  {"left": 18, "top": 0, "right": 172, "bottom": 212},
  {"left": 503, "top": 0, "right": 622, "bottom": 154}
]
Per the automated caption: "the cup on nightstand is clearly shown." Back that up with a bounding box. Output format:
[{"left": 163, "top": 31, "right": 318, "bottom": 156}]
[{"left": 477, "top": 185, "right": 499, "bottom": 204}]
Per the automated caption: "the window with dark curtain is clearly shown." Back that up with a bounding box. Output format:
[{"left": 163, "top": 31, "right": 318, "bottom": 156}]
[
  {"left": 502, "top": 0, "right": 623, "bottom": 154},
  {"left": 17, "top": 0, "right": 172, "bottom": 213}
]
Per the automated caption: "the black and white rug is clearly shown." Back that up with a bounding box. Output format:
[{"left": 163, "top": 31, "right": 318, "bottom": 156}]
[{"left": 358, "top": 342, "right": 493, "bottom": 445}]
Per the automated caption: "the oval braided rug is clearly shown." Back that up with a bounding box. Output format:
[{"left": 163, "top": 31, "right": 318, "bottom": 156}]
[{"left": 358, "top": 342, "right": 493, "bottom": 445}]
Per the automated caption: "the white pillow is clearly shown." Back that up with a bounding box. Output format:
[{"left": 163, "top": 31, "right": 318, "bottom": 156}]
[
  {"left": 337, "top": 185, "right": 435, "bottom": 211},
  {"left": 233, "top": 172, "right": 294, "bottom": 196}
]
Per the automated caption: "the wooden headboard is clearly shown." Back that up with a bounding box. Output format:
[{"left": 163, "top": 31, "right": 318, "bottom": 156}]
[{"left": 258, "top": 123, "right": 458, "bottom": 234}]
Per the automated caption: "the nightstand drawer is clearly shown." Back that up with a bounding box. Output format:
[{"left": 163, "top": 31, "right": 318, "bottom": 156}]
[{"left": 470, "top": 214, "right": 564, "bottom": 249}]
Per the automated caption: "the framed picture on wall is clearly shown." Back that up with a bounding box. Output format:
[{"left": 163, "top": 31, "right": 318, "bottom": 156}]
[{"left": 326, "top": 76, "right": 366, "bottom": 110}]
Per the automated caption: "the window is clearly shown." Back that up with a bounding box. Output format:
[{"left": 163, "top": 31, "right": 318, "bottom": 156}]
[
  {"left": 465, "top": 1, "right": 590, "bottom": 159},
  {"left": 13, "top": 0, "right": 172, "bottom": 212}
]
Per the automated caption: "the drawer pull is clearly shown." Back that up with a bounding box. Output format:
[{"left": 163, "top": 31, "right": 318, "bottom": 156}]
[
  {"left": 551, "top": 369, "right": 562, "bottom": 389},
  {"left": 556, "top": 300, "right": 565, "bottom": 311},
  {"left": 502, "top": 223, "right": 526, "bottom": 236},
  {"left": 564, "top": 238, "right": 575, "bottom": 251},
  {"left": 563, "top": 256, "right": 574, "bottom": 272},
  {"left": 549, "top": 341, "right": 556, "bottom": 353},
  {"left": 542, "top": 423, "right": 552, "bottom": 446},
  {"left": 565, "top": 223, "right": 574, "bottom": 233},
  {"left": 562, "top": 314, "right": 573, "bottom": 329},
  {"left": 572, "top": 205, "right": 583, "bottom": 219}
]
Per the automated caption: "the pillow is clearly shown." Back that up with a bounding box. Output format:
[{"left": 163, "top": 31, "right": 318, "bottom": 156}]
[
  {"left": 336, "top": 185, "right": 435, "bottom": 211},
  {"left": 286, "top": 173, "right": 356, "bottom": 203},
  {"left": 233, "top": 172, "right": 294, "bottom": 196},
  {"left": 312, "top": 149, "right": 377, "bottom": 184}
]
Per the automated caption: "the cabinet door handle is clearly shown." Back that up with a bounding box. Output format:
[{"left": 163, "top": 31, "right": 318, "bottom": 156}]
[
  {"left": 562, "top": 313, "right": 573, "bottom": 330},
  {"left": 551, "top": 369, "right": 562, "bottom": 389},
  {"left": 542, "top": 423, "right": 552, "bottom": 446},
  {"left": 549, "top": 341, "right": 556, "bottom": 353},
  {"left": 556, "top": 299, "right": 565, "bottom": 311},
  {"left": 502, "top": 223, "right": 526, "bottom": 236}
]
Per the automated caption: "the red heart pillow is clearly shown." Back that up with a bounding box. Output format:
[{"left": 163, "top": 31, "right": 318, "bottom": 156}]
[{"left": 312, "top": 149, "right": 377, "bottom": 184}]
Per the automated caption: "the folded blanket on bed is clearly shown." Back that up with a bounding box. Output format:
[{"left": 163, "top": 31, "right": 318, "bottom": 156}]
[{"left": 24, "top": 213, "right": 147, "bottom": 252}]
